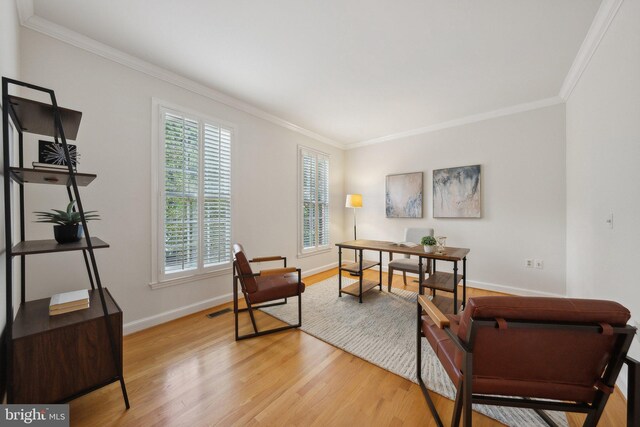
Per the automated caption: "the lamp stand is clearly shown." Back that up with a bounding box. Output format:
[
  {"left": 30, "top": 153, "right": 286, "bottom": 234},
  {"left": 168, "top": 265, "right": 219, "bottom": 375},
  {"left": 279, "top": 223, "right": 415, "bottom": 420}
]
[{"left": 350, "top": 207, "right": 360, "bottom": 276}]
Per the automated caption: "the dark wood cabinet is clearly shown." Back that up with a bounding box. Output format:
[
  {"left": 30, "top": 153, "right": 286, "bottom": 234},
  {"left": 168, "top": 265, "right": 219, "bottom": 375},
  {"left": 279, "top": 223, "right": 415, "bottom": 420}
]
[{"left": 10, "top": 289, "right": 122, "bottom": 403}]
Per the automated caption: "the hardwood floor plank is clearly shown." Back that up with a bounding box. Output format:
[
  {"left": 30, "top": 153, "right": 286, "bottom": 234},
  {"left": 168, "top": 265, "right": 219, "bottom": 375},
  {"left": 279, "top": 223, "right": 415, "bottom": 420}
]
[{"left": 67, "top": 268, "right": 627, "bottom": 427}]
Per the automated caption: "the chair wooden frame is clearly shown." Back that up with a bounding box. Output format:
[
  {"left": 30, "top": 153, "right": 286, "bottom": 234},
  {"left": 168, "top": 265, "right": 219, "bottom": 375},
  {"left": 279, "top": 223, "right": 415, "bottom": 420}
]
[
  {"left": 233, "top": 255, "right": 303, "bottom": 341},
  {"left": 416, "top": 296, "right": 639, "bottom": 427}
]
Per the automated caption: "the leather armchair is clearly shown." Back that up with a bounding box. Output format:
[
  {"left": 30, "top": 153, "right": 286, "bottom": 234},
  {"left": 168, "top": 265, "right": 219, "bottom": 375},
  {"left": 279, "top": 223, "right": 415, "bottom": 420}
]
[
  {"left": 417, "top": 295, "right": 638, "bottom": 427},
  {"left": 232, "top": 243, "right": 305, "bottom": 340}
]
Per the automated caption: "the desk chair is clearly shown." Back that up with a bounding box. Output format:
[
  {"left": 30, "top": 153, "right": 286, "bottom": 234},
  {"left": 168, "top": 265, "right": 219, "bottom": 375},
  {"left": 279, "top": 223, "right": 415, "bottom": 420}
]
[
  {"left": 388, "top": 227, "right": 433, "bottom": 291},
  {"left": 232, "top": 243, "right": 305, "bottom": 340},
  {"left": 417, "top": 295, "right": 638, "bottom": 427}
]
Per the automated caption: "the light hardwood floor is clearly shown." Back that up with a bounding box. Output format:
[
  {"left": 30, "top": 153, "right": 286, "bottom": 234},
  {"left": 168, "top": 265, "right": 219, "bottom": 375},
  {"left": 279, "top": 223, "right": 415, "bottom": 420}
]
[{"left": 69, "top": 268, "right": 627, "bottom": 426}]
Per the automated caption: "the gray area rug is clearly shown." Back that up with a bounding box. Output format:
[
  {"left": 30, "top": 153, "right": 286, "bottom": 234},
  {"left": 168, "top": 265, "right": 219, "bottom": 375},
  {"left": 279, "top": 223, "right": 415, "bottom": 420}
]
[{"left": 261, "top": 275, "right": 567, "bottom": 427}]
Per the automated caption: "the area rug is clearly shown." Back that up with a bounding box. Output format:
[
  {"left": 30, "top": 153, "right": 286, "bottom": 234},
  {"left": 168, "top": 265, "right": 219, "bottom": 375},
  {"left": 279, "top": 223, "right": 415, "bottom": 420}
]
[{"left": 261, "top": 275, "right": 567, "bottom": 427}]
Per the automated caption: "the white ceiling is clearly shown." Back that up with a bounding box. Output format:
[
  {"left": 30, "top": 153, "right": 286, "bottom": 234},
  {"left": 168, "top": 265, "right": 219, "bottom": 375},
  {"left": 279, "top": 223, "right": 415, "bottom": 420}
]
[{"left": 30, "top": 0, "right": 601, "bottom": 145}]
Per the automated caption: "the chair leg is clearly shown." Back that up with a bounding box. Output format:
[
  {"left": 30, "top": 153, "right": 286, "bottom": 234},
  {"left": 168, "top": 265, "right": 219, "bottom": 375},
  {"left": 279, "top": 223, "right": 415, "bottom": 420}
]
[
  {"left": 233, "top": 275, "right": 240, "bottom": 341},
  {"left": 297, "top": 290, "right": 302, "bottom": 327},
  {"left": 403, "top": 271, "right": 407, "bottom": 286},
  {"left": 417, "top": 299, "right": 445, "bottom": 427},
  {"left": 583, "top": 392, "right": 611, "bottom": 427},
  {"left": 462, "top": 354, "right": 473, "bottom": 427},
  {"left": 235, "top": 288, "right": 303, "bottom": 340},
  {"left": 452, "top": 384, "right": 464, "bottom": 427},
  {"left": 246, "top": 301, "right": 259, "bottom": 334},
  {"left": 388, "top": 267, "right": 394, "bottom": 292}
]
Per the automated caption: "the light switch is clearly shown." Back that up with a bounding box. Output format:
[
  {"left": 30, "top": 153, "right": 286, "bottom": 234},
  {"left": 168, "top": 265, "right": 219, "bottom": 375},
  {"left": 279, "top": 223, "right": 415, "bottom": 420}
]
[{"left": 606, "top": 213, "right": 613, "bottom": 229}]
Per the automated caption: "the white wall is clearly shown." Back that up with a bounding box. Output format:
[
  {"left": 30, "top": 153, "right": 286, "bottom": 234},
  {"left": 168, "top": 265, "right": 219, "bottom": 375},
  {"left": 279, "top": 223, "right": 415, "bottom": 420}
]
[
  {"left": 566, "top": 0, "right": 640, "bottom": 390},
  {"left": 344, "top": 105, "right": 567, "bottom": 296},
  {"left": 0, "top": 0, "right": 21, "bottom": 395},
  {"left": 18, "top": 28, "right": 344, "bottom": 332}
]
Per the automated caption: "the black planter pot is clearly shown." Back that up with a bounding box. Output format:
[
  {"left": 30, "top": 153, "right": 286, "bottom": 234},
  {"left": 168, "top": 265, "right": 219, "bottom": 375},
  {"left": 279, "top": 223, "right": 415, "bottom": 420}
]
[{"left": 54, "top": 224, "right": 84, "bottom": 244}]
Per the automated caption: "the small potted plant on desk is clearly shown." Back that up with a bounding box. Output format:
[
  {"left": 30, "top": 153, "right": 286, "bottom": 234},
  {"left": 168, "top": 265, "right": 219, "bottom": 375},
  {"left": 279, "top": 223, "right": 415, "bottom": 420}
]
[
  {"left": 421, "top": 235, "right": 437, "bottom": 253},
  {"left": 34, "top": 200, "right": 100, "bottom": 244}
]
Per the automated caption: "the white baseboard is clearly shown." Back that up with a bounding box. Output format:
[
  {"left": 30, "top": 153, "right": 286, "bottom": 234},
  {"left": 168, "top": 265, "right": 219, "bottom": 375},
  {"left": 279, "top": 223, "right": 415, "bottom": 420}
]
[
  {"left": 373, "top": 265, "right": 565, "bottom": 297},
  {"left": 303, "top": 261, "right": 338, "bottom": 277},
  {"left": 465, "top": 279, "right": 565, "bottom": 298},
  {"left": 123, "top": 292, "right": 233, "bottom": 335}
]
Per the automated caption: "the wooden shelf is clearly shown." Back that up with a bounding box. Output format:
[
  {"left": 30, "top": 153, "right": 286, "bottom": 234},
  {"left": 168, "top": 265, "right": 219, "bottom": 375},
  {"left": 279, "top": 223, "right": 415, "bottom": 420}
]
[
  {"left": 7, "top": 95, "right": 82, "bottom": 140},
  {"left": 10, "top": 167, "right": 96, "bottom": 187},
  {"left": 341, "top": 279, "right": 380, "bottom": 297},
  {"left": 421, "top": 272, "right": 464, "bottom": 292},
  {"left": 340, "top": 260, "right": 379, "bottom": 274},
  {"left": 12, "top": 237, "right": 109, "bottom": 256}
]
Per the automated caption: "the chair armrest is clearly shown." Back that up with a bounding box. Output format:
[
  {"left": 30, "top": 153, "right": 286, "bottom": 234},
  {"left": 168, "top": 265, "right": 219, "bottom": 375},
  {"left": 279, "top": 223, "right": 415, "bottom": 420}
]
[
  {"left": 259, "top": 267, "right": 298, "bottom": 276},
  {"left": 249, "top": 255, "right": 287, "bottom": 268},
  {"left": 418, "top": 295, "right": 449, "bottom": 328},
  {"left": 250, "top": 256, "right": 285, "bottom": 262}
]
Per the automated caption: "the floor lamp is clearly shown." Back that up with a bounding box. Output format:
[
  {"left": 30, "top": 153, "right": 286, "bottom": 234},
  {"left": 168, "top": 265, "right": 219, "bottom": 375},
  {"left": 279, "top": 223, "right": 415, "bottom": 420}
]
[{"left": 345, "top": 194, "right": 362, "bottom": 273}]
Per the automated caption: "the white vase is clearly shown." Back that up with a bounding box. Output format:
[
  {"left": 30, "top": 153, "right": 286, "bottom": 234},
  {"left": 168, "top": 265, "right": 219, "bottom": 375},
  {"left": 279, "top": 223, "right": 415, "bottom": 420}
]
[{"left": 424, "top": 245, "right": 435, "bottom": 253}]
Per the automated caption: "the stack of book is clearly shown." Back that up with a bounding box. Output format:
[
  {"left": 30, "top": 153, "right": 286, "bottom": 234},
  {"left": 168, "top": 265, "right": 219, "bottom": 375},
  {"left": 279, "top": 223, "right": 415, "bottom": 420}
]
[
  {"left": 49, "top": 289, "right": 90, "bottom": 316},
  {"left": 32, "top": 162, "right": 76, "bottom": 172}
]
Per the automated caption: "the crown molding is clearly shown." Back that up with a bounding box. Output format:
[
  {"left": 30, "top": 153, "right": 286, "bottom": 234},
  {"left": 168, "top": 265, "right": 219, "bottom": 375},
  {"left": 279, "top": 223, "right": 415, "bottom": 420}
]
[
  {"left": 346, "top": 96, "right": 564, "bottom": 149},
  {"left": 18, "top": 0, "right": 608, "bottom": 151},
  {"left": 15, "top": 0, "right": 33, "bottom": 24},
  {"left": 16, "top": 1, "right": 345, "bottom": 150},
  {"left": 559, "top": 0, "right": 624, "bottom": 101}
]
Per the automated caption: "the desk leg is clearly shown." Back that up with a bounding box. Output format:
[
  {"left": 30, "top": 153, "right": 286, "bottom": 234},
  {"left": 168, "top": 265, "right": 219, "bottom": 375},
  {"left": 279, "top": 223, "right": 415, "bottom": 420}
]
[
  {"left": 462, "top": 257, "right": 467, "bottom": 311},
  {"left": 379, "top": 250, "right": 383, "bottom": 291},
  {"left": 418, "top": 257, "right": 424, "bottom": 295},
  {"left": 359, "top": 249, "right": 363, "bottom": 303},
  {"left": 338, "top": 247, "right": 342, "bottom": 297},
  {"left": 453, "top": 261, "right": 459, "bottom": 315},
  {"left": 432, "top": 259, "right": 437, "bottom": 299}
]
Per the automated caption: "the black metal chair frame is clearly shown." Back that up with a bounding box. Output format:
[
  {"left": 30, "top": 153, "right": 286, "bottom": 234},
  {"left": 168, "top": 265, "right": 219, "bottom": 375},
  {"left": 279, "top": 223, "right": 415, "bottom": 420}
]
[
  {"left": 233, "top": 256, "right": 302, "bottom": 341},
  {"left": 416, "top": 299, "right": 639, "bottom": 427}
]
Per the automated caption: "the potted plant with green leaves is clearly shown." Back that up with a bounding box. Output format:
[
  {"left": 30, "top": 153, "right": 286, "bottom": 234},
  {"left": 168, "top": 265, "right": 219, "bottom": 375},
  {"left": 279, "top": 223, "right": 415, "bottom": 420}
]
[
  {"left": 421, "top": 235, "right": 437, "bottom": 253},
  {"left": 34, "top": 200, "right": 99, "bottom": 244}
]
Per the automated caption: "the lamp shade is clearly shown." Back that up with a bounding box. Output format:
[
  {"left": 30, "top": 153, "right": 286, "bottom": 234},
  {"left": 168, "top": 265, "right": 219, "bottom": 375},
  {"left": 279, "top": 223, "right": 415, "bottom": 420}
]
[{"left": 345, "top": 194, "right": 363, "bottom": 208}]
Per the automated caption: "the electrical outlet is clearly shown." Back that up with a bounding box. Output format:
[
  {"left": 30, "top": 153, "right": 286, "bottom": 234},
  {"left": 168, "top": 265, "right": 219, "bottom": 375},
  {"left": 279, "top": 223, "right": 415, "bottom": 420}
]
[
  {"left": 535, "top": 259, "right": 544, "bottom": 269},
  {"left": 525, "top": 259, "right": 533, "bottom": 268}
]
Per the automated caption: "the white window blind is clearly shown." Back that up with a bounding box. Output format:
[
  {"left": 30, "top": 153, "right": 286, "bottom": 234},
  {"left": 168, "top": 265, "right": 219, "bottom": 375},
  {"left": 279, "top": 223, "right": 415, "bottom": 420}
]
[
  {"left": 161, "top": 108, "right": 232, "bottom": 278},
  {"left": 300, "top": 147, "right": 330, "bottom": 253}
]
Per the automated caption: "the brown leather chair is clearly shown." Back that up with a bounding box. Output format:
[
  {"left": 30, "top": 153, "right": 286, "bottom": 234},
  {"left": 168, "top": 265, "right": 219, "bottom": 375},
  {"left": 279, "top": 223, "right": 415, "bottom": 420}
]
[
  {"left": 232, "top": 243, "right": 305, "bottom": 340},
  {"left": 417, "top": 295, "right": 638, "bottom": 427}
]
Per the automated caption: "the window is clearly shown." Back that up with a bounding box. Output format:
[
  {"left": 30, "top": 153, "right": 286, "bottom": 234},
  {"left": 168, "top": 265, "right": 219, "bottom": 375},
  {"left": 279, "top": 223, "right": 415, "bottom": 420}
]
[
  {"left": 157, "top": 106, "right": 232, "bottom": 281},
  {"left": 299, "top": 146, "right": 330, "bottom": 255}
]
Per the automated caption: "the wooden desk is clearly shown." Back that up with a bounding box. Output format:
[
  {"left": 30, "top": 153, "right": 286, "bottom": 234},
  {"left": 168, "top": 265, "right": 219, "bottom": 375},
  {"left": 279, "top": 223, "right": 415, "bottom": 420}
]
[{"left": 335, "top": 240, "right": 470, "bottom": 313}]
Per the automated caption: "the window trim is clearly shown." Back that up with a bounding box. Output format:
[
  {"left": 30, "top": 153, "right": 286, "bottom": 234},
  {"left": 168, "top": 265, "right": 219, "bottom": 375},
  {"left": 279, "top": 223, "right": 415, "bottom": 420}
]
[
  {"left": 297, "top": 145, "right": 331, "bottom": 257},
  {"left": 150, "top": 98, "right": 236, "bottom": 288}
]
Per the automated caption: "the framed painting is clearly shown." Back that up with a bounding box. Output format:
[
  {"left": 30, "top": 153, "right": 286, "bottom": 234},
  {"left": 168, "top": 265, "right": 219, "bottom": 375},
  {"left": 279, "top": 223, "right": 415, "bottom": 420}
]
[
  {"left": 433, "top": 165, "right": 481, "bottom": 218},
  {"left": 385, "top": 172, "right": 423, "bottom": 218}
]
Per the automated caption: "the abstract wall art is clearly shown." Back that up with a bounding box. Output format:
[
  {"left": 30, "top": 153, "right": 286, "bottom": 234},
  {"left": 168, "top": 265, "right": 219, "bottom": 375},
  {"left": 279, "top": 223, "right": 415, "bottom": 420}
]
[
  {"left": 433, "top": 165, "right": 481, "bottom": 218},
  {"left": 385, "top": 172, "right": 423, "bottom": 218}
]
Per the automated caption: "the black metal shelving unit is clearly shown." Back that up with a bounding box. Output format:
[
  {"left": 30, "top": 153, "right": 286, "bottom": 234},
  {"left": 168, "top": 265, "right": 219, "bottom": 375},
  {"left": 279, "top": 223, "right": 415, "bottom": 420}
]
[{"left": 2, "top": 77, "right": 129, "bottom": 408}]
